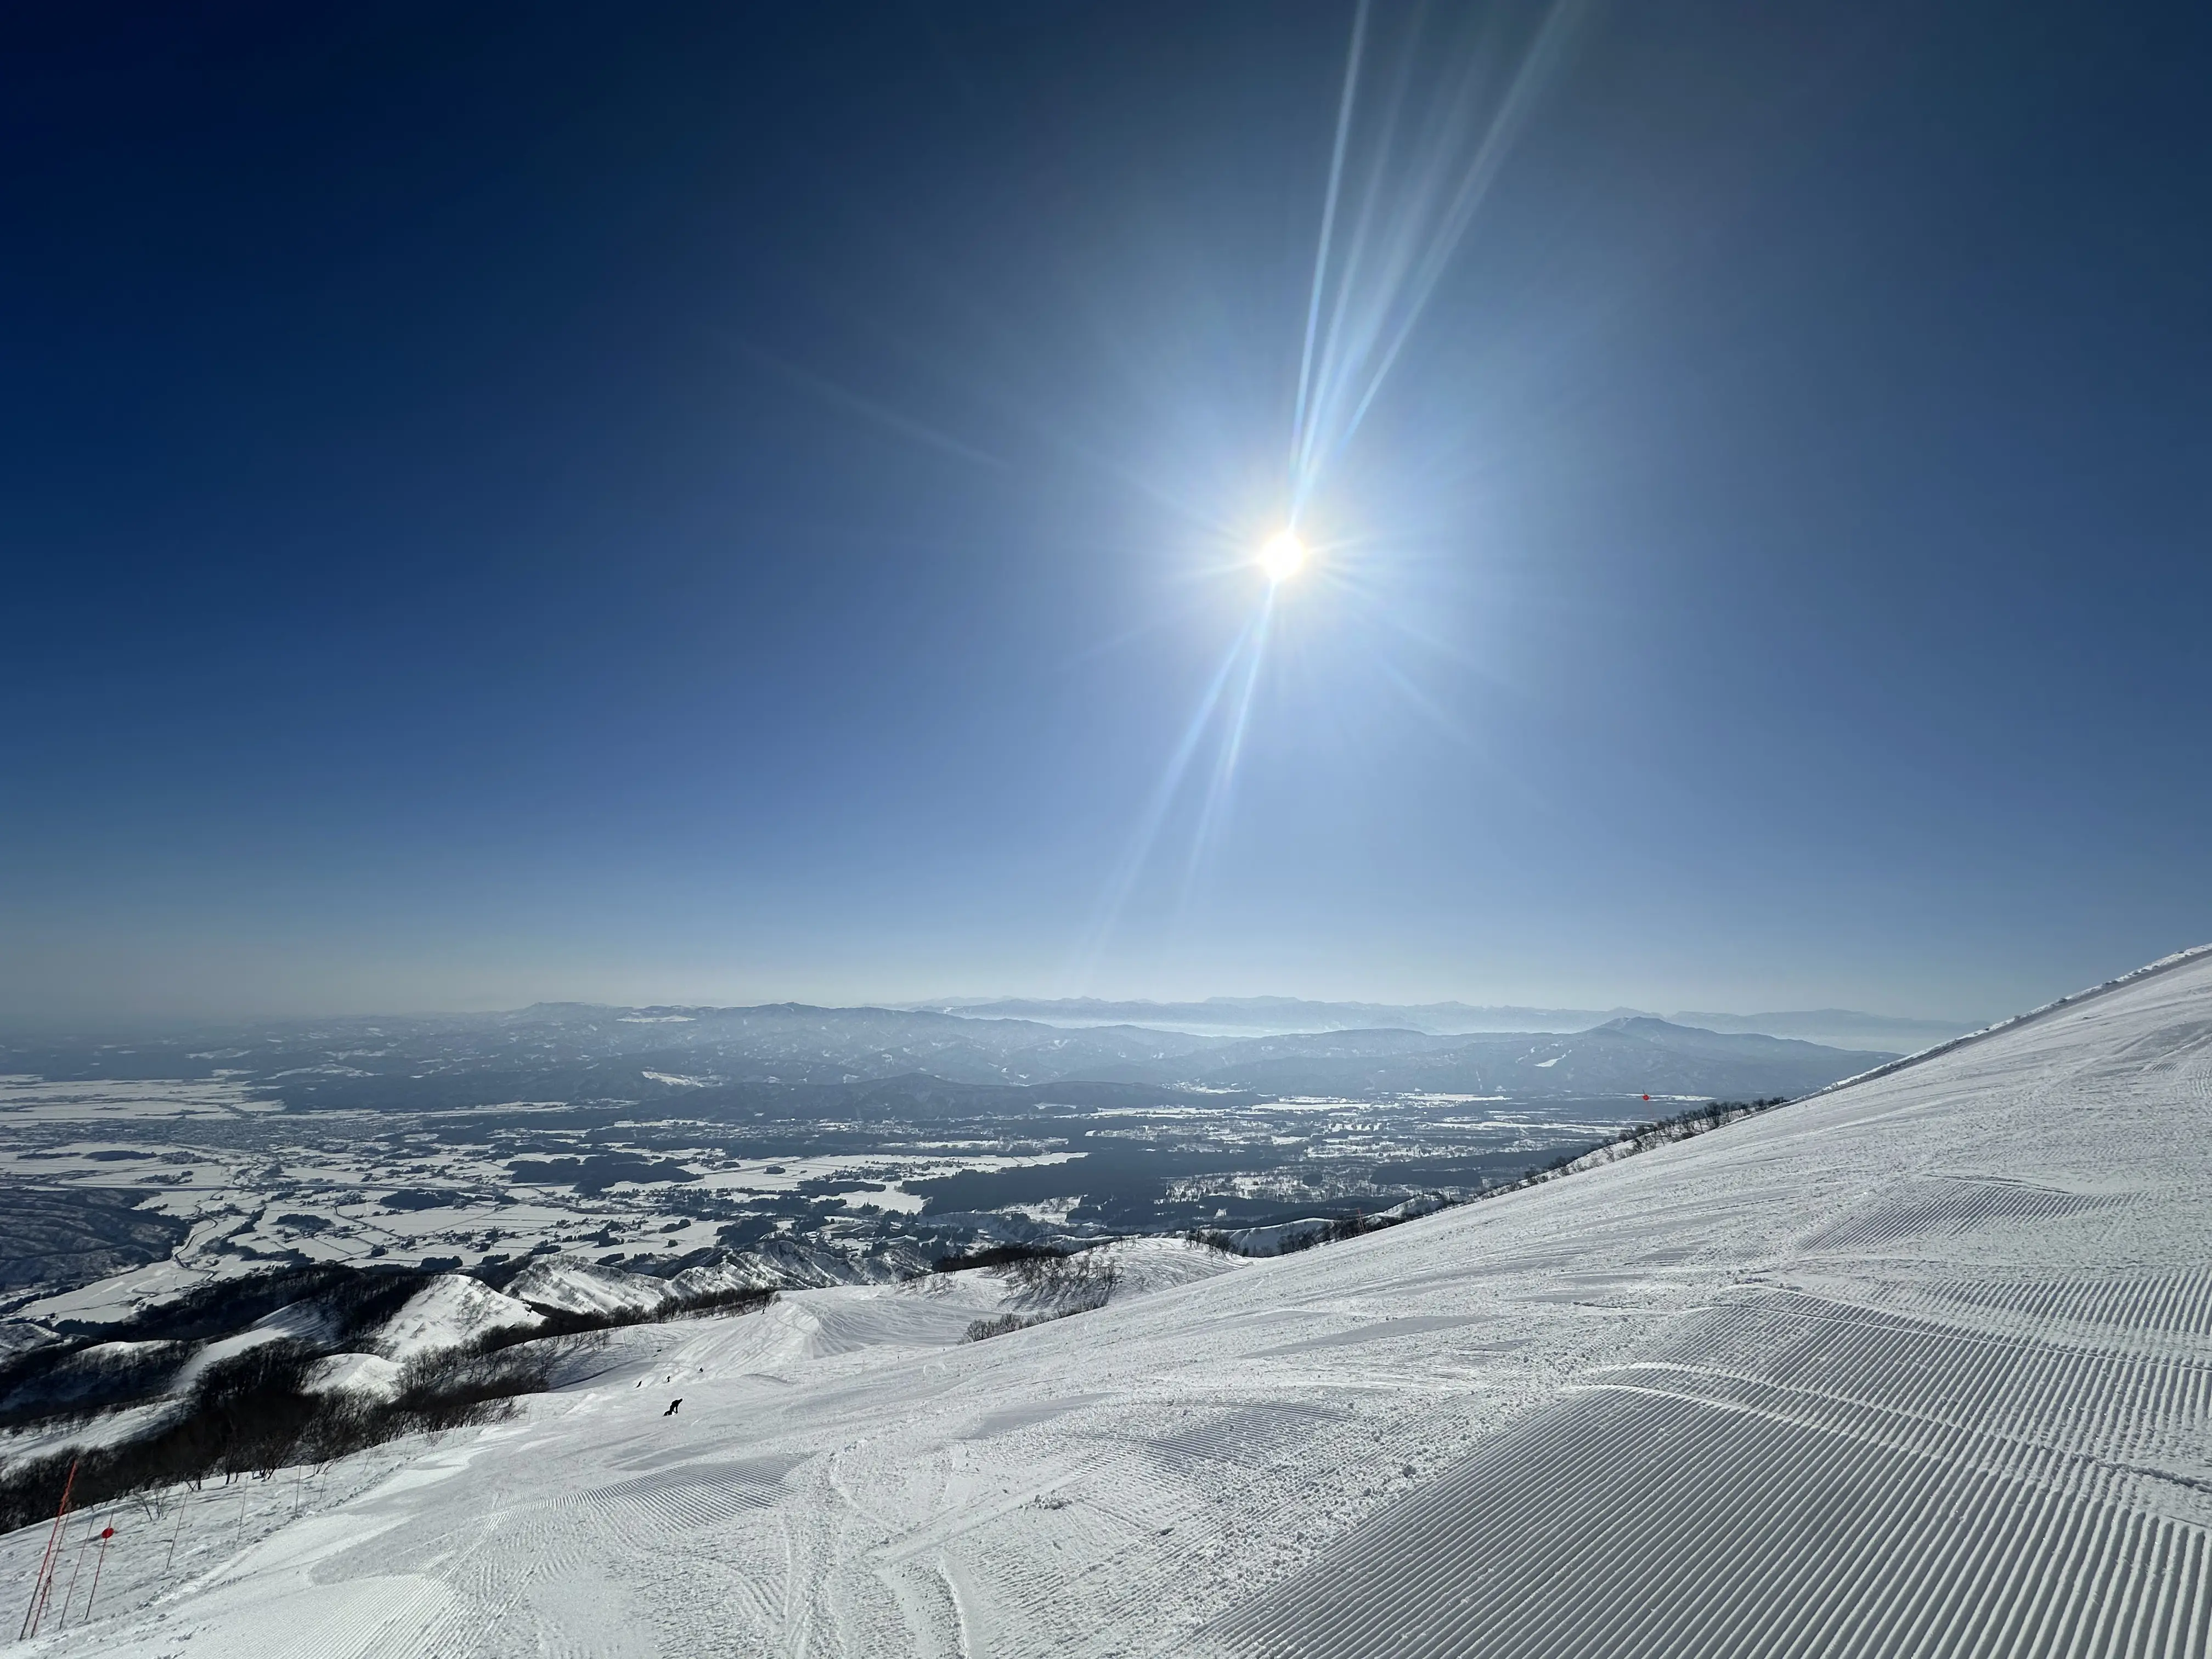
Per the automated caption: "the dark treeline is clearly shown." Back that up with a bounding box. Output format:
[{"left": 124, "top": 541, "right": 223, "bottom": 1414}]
[
  {"left": 930, "top": 1242, "right": 1070, "bottom": 1274},
  {"left": 1526, "top": 1097, "right": 1792, "bottom": 1178},
  {"left": 959, "top": 1248, "right": 1121, "bottom": 1342},
  {"left": 0, "top": 1337, "right": 554, "bottom": 1534},
  {"left": 0, "top": 1264, "right": 776, "bottom": 1535},
  {"left": 1187, "top": 1098, "right": 1795, "bottom": 1258}
]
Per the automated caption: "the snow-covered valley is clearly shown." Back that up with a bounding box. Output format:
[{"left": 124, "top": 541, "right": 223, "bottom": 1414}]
[{"left": 9, "top": 948, "right": 2209, "bottom": 1657}]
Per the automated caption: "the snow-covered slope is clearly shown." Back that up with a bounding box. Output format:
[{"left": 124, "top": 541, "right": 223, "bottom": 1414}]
[
  {"left": 369, "top": 1272, "right": 544, "bottom": 1362},
  {"left": 22, "top": 950, "right": 2212, "bottom": 1657},
  {"left": 300, "top": 1351, "right": 402, "bottom": 1402},
  {"left": 504, "top": 1255, "right": 678, "bottom": 1319},
  {"left": 667, "top": 1235, "right": 938, "bottom": 1297}
]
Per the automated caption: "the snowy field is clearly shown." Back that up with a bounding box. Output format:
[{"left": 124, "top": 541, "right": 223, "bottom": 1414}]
[
  {"left": 9, "top": 949, "right": 2209, "bottom": 1657},
  {"left": 0, "top": 1075, "right": 1656, "bottom": 1333}
]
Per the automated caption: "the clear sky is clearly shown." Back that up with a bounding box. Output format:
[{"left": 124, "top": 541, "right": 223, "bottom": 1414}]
[{"left": 3, "top": 2, "right": 2207, "bottom": 1025}]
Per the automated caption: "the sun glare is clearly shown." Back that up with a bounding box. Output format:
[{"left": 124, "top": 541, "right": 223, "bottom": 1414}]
[{"left": 1258, "top": 529, "right": 1306, "bottom": 584}]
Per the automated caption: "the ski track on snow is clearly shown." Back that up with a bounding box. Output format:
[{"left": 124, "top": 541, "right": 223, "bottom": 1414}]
[{"left": 17, "top": 950, "right": 2212, "bottom": 1657}]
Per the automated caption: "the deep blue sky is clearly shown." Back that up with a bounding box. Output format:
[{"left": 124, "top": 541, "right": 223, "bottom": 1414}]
[{"left": 3, "top": 1, "right": 2207, "bottom": 1023}]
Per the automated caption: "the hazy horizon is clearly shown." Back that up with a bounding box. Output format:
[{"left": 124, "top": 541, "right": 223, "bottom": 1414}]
[
  {"left": 0, "top": 980, "right": 2002, "bottom": 1036},
  {"left": 0, "top": 928, "right": 2173, "bottom": 1031}
]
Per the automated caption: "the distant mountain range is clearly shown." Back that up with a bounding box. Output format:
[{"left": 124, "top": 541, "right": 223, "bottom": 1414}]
[
  {"left": 482, "top": 1003, "right": 1897, "bottom": 1096},
  {"left": 906, "top": 996, "right": 1973, "bottom": 1056},
  {"left": 4, "top": 1001, "right": 1905, "bottom": 1105},
  {"left": 1060, "top": 1017, "right": 1895, "bottom": 1101},
  {"left": 483, "top": 1003, "right": 1901, "bottom": 1101}
]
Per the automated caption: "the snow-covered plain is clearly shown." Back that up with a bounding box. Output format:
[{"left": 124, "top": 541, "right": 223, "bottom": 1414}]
[{"left": 13, "top": 950, "right": 2210, "bottom": 1657}]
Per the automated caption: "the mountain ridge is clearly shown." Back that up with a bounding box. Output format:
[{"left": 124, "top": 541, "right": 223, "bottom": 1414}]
[{"left": 904, "top": 995, "right": 1975, "bottom": 1052}]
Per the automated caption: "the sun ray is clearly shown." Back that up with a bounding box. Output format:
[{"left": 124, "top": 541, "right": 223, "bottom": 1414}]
[
  {"left": 1062, "top": 613, "right": 1265, "bottom": 988},
  {"left": 1177, "top": 594, "right": 1277, "bottom": 916},
  {"left": 1293, "top": 0, "right": 1587, "bottom": 511},
  {"left": 1293, "top": 0, "right": 1372, "bottom": 476}
]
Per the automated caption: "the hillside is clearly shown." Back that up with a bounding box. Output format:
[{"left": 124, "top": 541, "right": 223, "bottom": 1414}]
[
  {"left": 13, "top": 947, "right": 2209, "bottom": 1657},
  {"left": 1144, "top": 1015, "right": 1895, "bottom": 1097}
]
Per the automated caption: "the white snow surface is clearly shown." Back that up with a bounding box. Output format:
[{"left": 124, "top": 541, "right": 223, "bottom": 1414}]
[
  {"left": 166, "top": 1300, "right": 337, "bottom": 1393},
  {"left": 370, "top": 1273, "right": 545, "bottom": 1362},
  {"left": 19, "top": 949, "right": 2212, "bottom": 1657},
  {"left": 504, "top": 1256, "right": 677, "bottom": 1319},
  {"left": 667, "top": 1235, "right": 937, "bottom": 1298},
  {"left": 1210, "top": 1218, "right": 1335, "bottom": 1256},
  {"left": 300, "top": 1352, "right": 403, "bottom": 1403}
]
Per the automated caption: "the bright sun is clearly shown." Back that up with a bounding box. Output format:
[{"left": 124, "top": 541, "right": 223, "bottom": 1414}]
[{"left": 1258, "top": 529, "right": 1306, "bottom": 584}]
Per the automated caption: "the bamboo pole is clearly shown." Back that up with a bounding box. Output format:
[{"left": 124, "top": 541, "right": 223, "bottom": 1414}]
[
  {"left": 54, "top": 1517, "right": 91, "bottom": 1632},
  {"left": 84, "top": 1528, "right": 115, "bottom": 1623},
  {"left": 18, "top": 1457, "right": 78, "bottom": 1641}
]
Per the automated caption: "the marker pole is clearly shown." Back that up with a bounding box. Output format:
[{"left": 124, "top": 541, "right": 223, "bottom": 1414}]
[
  {"left": 55, "top": 1521, "right": 89, "bottom": 1632},
  {"left": 18, "top": 1457, "right": 78, "bottom": 1641},
  {"left": 84, "top": 1528, "right": 115, "bottom": 1622}
]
